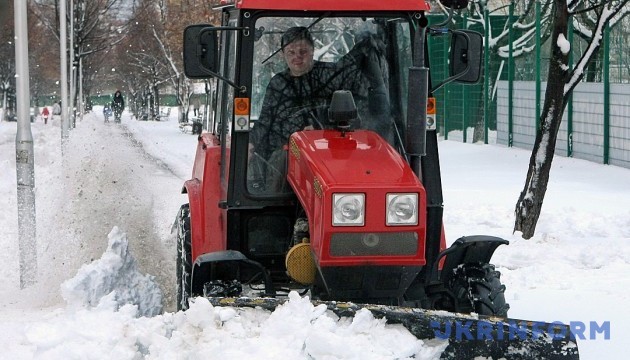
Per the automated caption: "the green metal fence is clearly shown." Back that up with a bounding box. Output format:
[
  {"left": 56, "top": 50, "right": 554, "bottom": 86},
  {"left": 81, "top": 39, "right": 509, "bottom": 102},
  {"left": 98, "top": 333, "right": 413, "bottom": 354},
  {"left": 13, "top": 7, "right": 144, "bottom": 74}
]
[
  {"left": 432, "top": 6, "right": 630, "bottom": 168},
  {"left": 428, "top": 14, "right": 509, "bottom": 143},
  {"left": 499, "top": 5, "right": 629, "bottom": 168}
]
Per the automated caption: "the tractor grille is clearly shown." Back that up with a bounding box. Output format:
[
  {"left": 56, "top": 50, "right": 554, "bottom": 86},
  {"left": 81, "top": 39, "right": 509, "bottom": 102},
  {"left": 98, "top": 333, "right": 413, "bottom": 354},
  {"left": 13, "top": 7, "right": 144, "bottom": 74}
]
[
  {"left": 329, "top": 232, "right": 418, "bottom": 256},
  {"left": 319, "top": 265, "right": 422, "bottom": 301}
]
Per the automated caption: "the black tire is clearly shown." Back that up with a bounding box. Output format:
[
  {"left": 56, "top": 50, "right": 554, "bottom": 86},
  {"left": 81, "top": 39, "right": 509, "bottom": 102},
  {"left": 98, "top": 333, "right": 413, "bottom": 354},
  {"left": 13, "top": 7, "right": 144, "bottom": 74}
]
[
  {"left": 176, "top": 204, "right": 192, "bottom": 311},
  {"left": 449, "top": 262, "right": 510, "bottom": 317}
]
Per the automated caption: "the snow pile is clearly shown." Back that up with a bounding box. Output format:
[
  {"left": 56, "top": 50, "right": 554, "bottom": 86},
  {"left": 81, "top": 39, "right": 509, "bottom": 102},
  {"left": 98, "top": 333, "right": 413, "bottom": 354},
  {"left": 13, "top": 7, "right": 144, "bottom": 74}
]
[
  {"left": 130, "top": 292, "right": 446, "bottom": 359},
  {"left": 17, "top": 297, "right": 145, "bottom": 359},
  {"left": 60, "top": 226, "right": 163, "bottom": 317},
  {"left": 1, "top": 290, "right": 446, "bottom": 360},
  {"left": 217, "top": 292, "right": 448, "bottom": 359}
]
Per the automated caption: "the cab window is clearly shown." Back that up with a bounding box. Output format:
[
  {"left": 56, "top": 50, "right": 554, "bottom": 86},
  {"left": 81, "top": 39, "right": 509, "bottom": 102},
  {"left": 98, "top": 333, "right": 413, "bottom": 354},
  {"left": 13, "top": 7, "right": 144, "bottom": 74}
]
[{"left": 247, "top": 15, "right": 412, "bottom": 196}]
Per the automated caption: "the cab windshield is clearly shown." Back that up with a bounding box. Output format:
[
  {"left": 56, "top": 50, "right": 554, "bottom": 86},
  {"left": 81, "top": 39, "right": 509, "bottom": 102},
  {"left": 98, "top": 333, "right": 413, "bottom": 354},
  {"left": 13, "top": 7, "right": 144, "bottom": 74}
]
[{"left": 247, "top": 15, "right": 413, "bottom": 195}]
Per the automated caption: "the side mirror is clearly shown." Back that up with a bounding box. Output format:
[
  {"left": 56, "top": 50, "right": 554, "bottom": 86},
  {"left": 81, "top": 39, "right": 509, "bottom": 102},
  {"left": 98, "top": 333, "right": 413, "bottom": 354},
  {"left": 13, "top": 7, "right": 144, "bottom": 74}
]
[
  {"left": 439, "top": 0, "right": 469, "bottom": 9},
  {"left": 450, "top": 30, "right": 483, "bottom": 83},
  {"left": 183, "top": 24, "right": 218, "bottom": 78}
]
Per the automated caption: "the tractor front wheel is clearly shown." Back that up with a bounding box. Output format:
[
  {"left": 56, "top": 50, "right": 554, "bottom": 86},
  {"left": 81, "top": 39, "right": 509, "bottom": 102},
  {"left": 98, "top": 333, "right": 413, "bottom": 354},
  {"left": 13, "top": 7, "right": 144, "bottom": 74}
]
[
  {"left": 176, "top": 204, "right": 192, "bottom": 311},
  {"left": 449, "top": 262, "right": 509, "bottom": 317}
]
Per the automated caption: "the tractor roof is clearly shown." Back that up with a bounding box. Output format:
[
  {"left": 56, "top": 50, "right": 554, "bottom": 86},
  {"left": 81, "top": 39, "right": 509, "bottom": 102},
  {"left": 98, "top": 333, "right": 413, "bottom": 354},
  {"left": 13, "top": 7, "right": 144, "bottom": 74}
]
[{"left": 230, "top": 0, "right": 431, "bottom": 11}]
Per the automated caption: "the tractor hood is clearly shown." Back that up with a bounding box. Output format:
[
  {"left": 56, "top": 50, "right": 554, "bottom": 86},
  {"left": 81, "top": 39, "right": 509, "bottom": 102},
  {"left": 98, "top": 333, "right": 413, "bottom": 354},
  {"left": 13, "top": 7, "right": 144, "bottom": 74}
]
[
  {"left": 289, "top": 130, "right": 420, "bottom": 187},
  {"left": 287, "top": 129, "right": 427, "bottom": 269}
]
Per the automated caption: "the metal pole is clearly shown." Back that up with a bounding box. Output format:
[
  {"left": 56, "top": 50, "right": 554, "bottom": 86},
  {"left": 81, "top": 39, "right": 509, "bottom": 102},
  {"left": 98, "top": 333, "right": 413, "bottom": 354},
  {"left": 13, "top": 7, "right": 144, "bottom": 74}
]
[
  {"left": 442, "top": 33, "right": 449, "bottom": 140},
  {"left": 204, "top": 80, "right": 210, "bottom": 130},
  {"left": 603, "top": 23, "right": 610, "bottom": 164},
  {"left": 567, "top": 17, "right": 574, "bottom": 157},
  {"left": 508, "top": 2, "right": 514, "bottom": 147},
  {"left": 619, "top": 30, "right": 623, "bottom": 81},
  {"left": 60, "top": 0, "right": 69, "bottom": 140},
  {"left": 462, "top": 14, "right": 468, "bottom": 143},
  {"left": 69, "top": 0, "right": 74, "bottom": 128},
  {"left": 79, "top": 55, "right": 83, "bottom": 120},
  {"left": 14, "top": 0, "right": 37, "bottom": 288},
  {"left": 483, "top": 8, "right": 489, "bottom": 144},
  {"left": 78, "top": 1, "right": 83, "bottom": 120}
]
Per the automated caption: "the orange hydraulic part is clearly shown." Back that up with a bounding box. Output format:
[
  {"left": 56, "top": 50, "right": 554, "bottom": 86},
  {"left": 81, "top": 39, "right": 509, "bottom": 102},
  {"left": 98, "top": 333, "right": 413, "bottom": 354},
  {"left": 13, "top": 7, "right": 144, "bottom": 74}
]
[{"left": 228, "top": 0, "right": 430, "bottom": 11}]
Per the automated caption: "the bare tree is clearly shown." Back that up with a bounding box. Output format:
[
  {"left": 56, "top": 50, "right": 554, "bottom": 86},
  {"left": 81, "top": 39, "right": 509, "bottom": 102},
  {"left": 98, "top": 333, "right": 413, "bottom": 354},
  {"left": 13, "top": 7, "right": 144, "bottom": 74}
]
[
  {"left": 514, "top": 0, "right": 630, "bottom": 239},
  {"left": 28, "top": 6, "right": 60, "bottom": 108},
  {"left": 149, "top": 0, "right": 219, "bottom": 121},
  {"left": 91, "top": 0, "right": 223, "bottom": 122},
  {"left": 30, "top": 0, "right": 131, "bottom": 111},
  {"left": 119, "top": 0, "right": 219, "bottom": 121}
]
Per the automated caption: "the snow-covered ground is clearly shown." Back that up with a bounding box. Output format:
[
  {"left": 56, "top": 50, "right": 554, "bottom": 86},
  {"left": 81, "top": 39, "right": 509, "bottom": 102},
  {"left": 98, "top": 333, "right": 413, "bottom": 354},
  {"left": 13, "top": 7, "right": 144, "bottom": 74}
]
[{"left": 0, "top": 108, "right": 628, "bottom": 359}]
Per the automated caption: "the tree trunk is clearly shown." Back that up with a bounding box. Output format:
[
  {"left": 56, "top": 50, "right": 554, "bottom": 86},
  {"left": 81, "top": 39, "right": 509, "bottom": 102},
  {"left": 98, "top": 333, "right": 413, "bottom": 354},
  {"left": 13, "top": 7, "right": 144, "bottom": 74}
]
[
  {"left": 514, "top": 0, "right": 569, "bottom": 239},
  {"left": 473, "top": 53, "right": 491, "bottom": 143},
  {"left": 154, "top": 83, "right": 160, "bottom": 120},
  {"left": 472, "top": 117, "right": 485, "bottom": 143}
]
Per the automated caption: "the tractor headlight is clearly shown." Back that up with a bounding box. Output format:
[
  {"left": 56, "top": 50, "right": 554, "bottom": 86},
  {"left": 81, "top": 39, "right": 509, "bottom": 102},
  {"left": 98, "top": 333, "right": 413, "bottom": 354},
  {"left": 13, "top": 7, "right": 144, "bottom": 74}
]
[
  {"left": 332, "top": 193, "right": 365, "bottom": 226},
  {"left": 386, "top": 193, "right": 418, "bottom": 226}
]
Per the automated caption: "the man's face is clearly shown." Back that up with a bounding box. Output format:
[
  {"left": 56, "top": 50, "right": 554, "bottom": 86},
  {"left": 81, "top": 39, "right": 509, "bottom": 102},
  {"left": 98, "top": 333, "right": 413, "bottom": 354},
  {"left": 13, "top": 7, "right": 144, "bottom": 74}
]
[{"left": 282, "top": 39, "right": 314, "bottom": 77}]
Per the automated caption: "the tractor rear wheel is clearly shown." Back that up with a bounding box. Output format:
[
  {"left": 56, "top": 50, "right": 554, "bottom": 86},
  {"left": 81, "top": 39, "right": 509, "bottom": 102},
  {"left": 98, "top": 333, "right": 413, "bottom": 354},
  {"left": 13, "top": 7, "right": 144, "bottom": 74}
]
[
  {"left": 176, "top": 204, "right": 192, "bottom": 311},
  {"left": 449, "top": 262, "right": 509, "bottom": 317}
]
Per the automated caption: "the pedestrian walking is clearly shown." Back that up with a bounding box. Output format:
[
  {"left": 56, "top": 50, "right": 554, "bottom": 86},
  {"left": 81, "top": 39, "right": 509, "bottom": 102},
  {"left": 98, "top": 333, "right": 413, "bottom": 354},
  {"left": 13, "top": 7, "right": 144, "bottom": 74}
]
[{"left": 41, "top": 107, "right": 50, "bottom": 124}]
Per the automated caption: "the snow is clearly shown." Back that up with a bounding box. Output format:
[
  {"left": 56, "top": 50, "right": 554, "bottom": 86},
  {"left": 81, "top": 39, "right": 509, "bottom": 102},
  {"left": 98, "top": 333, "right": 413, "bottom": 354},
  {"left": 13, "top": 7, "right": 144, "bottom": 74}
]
[
  {"left": 60, "top": 226, "right": 163, "bottom": 318},
  {"left": 557, "top": 33, "right": 570, "bottom": 55},
  {"left": 1, "top": 108, "right": 629, "bottom": 359}
]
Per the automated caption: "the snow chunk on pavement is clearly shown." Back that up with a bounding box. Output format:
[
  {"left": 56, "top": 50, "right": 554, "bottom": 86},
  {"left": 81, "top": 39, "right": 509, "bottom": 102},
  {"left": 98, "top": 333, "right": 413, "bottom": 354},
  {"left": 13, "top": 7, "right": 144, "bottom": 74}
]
[{"left": 60, "top": 226, "right": 163, "bottom": 317}]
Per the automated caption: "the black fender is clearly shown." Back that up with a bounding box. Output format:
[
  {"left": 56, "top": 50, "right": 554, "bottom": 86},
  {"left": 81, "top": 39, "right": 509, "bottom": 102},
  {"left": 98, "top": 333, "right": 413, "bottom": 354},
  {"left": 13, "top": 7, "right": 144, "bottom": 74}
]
[
  {"left": 434, "top": 235, "right": 509, "bottom": 283},
  {"left": 192, "top": 250, "right": 276, "bottom": 297}
]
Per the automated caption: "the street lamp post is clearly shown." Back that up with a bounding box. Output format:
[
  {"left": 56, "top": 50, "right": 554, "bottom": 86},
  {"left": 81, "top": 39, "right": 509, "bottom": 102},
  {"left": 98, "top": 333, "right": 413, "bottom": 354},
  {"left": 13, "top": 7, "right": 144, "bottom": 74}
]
[
  {"left": 60, "top": 0, "right": 69, "bottom": 140},
  {"left": 69, "top": 0, "right": 75, "bottom": 128},
  {"left": 14, "top": 0, "right": 37, "bottom": 288}
]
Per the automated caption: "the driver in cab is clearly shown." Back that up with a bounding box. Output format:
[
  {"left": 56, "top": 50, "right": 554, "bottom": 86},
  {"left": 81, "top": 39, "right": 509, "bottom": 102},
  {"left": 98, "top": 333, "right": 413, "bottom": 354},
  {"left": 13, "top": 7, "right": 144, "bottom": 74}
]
[
  {"left": 249, "top": 26, "right": 348, "bottom": 163},
  {"left": 249, "top": 26, "right": 389, "bottom": 192}
]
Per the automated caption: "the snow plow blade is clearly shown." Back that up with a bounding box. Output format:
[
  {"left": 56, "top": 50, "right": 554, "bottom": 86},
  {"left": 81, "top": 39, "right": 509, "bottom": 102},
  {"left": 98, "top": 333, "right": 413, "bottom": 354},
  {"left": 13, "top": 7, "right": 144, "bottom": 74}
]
[{"left": 208, "top": 297, "right": 579, "bottom": 360}]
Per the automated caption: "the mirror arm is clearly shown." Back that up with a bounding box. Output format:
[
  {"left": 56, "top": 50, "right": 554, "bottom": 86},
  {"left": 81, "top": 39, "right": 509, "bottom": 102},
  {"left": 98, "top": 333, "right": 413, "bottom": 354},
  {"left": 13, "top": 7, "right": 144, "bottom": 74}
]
[
  {"left": 197, "top": 27, "right": 249, "bottom": 93},
  {"left": 198, "top": 68, "right": 247, "bottom": 93},
  {"left": 432, "top": 6, "right": 455, "bottom": 28}
]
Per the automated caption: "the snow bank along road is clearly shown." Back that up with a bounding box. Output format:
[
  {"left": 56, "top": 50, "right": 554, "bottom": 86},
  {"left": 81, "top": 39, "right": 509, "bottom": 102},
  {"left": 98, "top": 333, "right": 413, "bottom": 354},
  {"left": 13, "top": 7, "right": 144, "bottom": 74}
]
[{"left": 0, "top": 113, "right": 184, "bottom": 312}]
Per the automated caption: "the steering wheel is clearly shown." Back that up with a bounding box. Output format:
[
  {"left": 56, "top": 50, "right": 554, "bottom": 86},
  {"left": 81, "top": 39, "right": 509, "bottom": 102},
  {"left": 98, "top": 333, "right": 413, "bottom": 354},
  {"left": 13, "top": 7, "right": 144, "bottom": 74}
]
[{"left": 289, "top": 104, "right": 330, "bottom": 130}]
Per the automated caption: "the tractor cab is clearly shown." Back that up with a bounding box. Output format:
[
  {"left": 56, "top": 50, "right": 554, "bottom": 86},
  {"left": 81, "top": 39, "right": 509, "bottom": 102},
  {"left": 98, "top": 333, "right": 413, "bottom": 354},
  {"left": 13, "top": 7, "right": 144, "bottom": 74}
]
[
  {"left": 245, "top": 17, "right": 402, "bottom": 196},
  {"left": 181, "top": 0, "right": 489, "bottom": 304}
]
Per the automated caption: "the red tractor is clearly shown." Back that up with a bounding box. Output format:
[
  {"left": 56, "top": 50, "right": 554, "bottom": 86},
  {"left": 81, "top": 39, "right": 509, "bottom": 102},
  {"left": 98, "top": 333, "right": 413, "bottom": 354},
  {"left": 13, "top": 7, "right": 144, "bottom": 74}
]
[{"left": 177, "top": 0, "right": 578, "bottom": 358}]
